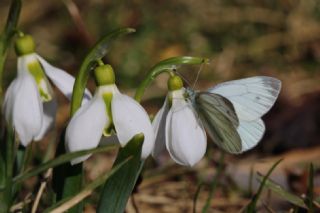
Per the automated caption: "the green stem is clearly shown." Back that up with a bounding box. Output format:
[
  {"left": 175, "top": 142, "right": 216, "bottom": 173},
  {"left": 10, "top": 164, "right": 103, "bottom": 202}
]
[
  {"left": 0, "top": 127, "right": 15, "bottom": 213},
  {"left": 134, "top": 56, "right": 208, "bottom": 102},
  {"left": 0, "top": 0, "right": 22, "bottom": 101},
  {"left": 202, "top": 152, "right": 225, "bottom": 213},
  {"left": 12, "top": 143, "right": 33, "bottom": 195},
  {"left": 70, "top": 28, "right": 135, "bottom": 115},
  {"left": 245, "top": 159, "right": 283, "bottom": 212},
  {"left": 20, "top": 142, "right": 33, "bottom": 173}
]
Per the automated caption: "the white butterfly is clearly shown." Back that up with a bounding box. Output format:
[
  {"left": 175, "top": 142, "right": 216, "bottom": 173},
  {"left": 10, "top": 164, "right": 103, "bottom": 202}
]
[
  {"left": 186, "top": 76, "right": 281, "bottom": 153},
  {"left": 152, "top": 75, "right": 281, "bottom": 166}
]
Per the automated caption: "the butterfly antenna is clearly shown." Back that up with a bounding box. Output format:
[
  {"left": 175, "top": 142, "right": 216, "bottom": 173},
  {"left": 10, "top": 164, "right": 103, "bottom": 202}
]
[{"left": 192, "top": 61, "right": 206, "bottom": 89}]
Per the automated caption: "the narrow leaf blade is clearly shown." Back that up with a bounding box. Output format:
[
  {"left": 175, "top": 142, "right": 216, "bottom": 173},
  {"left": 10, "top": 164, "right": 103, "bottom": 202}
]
[
  {"left": 245, "top": 159, "right": 282, "bottom": 212},
  {"left": 97, "top": 133, "right": 144, "bottom": 213},
  {"left": 13, "top": 144, "right": 116, "bottom": 183},
  {"left": 43, "top": 156, "right": 132, "bottom": 213},
  {"left": 257, "top": 173, "right": 307, "bottom": 209}
]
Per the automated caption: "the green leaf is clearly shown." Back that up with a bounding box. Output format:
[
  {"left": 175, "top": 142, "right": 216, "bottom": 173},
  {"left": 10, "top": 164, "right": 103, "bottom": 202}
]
[
  {"left": 245, "top": 159, "right": 282, "bottom": 212},
  {"left": 193, "top": 182, "right": 203, "bottom": 213},
  {"left": 0, "top": 154, "right": 4, "bottom": 190},
  {"left": 306, "top": 163, "right": 314, "bottom": 212},
  {"left": 43, "top": 156, "right": 132, "bottom": 213},
  {"left": 70, "top": 27, "right": 135, "bottom": 115},
  {"left": 202, "top": 152, "right": 225, "bottom": 213},
  {"left": 13, "top": 144, "right": 116, "bottom": 183},
  {"left": 257, "top": 173, "right": 307, "bottom": 209},
  {"left": 97, "top": 133, "right": 144, "bottom": 213},
  {"left": 0, "top": 0, "right": 22, "bottom": 96},
  {"left": 134, "top": 56, "right": 209, "bottom": 102},
  {"left": 0, "top": 127, "right": 15, "bottom": 212}
]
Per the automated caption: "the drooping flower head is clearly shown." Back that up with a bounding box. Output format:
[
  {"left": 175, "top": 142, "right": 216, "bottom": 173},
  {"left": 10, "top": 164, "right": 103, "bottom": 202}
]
[
  {"left": 3, "top": 34, "right": 91, "bottom": 146},
  {"left": 152, "top": 74, "right": 207, "bottom": 167},
  {"left": 65, "top": 63, "right": 155, "bottom": 165}
]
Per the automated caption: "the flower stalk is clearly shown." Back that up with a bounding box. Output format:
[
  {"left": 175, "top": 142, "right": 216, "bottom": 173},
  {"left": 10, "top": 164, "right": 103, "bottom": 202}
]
[
  {"left": 134, "top": 56, "right": 208, "bottom": 102},
  {"left": 0, "top": 0, "right": 22, "bottom": 102}
]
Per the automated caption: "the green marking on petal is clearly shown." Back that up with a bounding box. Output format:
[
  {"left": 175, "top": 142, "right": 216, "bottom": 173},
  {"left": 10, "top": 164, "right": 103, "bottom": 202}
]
[
  {"left": 168, "top": 94, "right": 173, "bottom": 108},
  {"left": 102, "top": 92, "right": 114, "bottom": 136},
  {"left": 27, "top": 60, "right": 53, "bottom": 102}
]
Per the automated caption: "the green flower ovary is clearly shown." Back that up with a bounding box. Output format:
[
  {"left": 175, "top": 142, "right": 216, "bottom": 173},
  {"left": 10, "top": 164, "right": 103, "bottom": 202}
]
[
  {"left": 102, "top": 92, "right": 115, "bottom": 136},
  {"left": 27, "top": 60, "right": 53, "bottom": 102}
]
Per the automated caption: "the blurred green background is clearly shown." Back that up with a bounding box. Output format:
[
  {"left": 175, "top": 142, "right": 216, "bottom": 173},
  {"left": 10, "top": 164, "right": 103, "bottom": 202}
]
[{"left": 2, "top": 0, "right": 320, "bottom": 88}]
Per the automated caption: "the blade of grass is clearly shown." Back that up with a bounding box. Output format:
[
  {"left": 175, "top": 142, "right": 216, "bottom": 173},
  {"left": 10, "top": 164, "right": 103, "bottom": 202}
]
[
  {"left": 0, "top": 127, "right": 15, "bottom": 213},
  {"left": 257, "top": 173, "right": 307, "bottom": 209},
  {"left": 97, "top": 133, "right": 144, "bottom": 213},
  {"left": 193, "top": 182, "right": 204, "bottom": 213},
  {"left": 245, "top": 159, "right": 283, "bottom": 212},
  {"left": 305, "top": 163, "right": 314, "bottom": 212},
  {"left": 202, "top": 152, "right": 225, "bottom": 213},
  {"left": 13, "top": 144, "right": 116, "bottom": 183},
  {"left": 43, "top": 156, "right": 132, "bottom": 213}
]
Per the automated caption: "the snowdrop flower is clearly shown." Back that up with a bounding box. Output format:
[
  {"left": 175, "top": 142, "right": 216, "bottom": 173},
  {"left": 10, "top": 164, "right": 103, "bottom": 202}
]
[
  {"left": 65, "top": 63, "right": 155, "bottom": 165},
  {"left": 3, "top": 34, "right": 91, "bottom": 146},
  {"left": 152, "top": 75, "right": 207, "bottom": 166}
]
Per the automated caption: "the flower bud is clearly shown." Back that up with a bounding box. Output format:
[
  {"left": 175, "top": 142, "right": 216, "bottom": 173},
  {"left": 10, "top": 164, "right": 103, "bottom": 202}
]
[
  {"left": 167, "top": 75, "right": 183, "bottom": 91},
  {"left": 94, "top": 64, "right": 115, "bottom": 86},
  {"left": 15, "top": 35, "right": 36, "bottom": 56}
]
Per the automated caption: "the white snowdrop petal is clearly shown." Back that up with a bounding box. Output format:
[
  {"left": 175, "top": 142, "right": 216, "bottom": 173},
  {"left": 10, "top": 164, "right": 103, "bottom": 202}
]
[
  {"left": 3, "top": 79, "right": 20, "bottom": 124},
  {"left": 36, "top": 54, "right": 92, "bottom": 104},
  {"left": 3, "top": 55, "right": 36, "bottom": 124},
  {"left": 17, "top": 54, "right": 35, "bottom": 76},
  {"left": 12, "top": 74, "right": 43, "bottom": 146},
  {"left": 165, "top": 100, "right": 207, "bottom": 167},
  {"left": 65, "top": 95, "right": 107, "bottom": 165},
  {"left": 34, "top": 99, "right": 58, "bottom": 141},
  {"left": 112, "top": 93, "right": 155, "bottom": 159},
  {"left": 152, "top": 98, "right": 169, "bottom": 159}
]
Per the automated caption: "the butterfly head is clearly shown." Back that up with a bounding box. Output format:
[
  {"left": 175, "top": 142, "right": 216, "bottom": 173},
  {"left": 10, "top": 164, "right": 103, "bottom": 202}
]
[{"left": 185, "top": 87, "right": 196, "bottom": 101}]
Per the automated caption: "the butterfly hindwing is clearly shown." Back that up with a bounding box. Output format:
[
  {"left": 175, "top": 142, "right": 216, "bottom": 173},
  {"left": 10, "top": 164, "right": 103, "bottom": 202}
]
[
  {"left": 237, "top": 119, "right": 265, "bottom": 152},
  {"left": 194, "top": 92, "right": 242, "bottom": 153}
]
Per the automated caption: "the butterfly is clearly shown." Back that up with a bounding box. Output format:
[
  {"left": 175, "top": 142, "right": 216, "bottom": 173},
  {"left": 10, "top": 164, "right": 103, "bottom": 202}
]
[{"left": 185, "top": 76, "right": 281, "bottom": 153}]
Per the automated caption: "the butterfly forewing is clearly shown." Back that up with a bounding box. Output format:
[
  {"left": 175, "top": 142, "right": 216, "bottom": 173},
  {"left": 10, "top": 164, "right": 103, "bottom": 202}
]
[
  {"left": 195, "top": 92, "right": 242, "bottom": 153},
  {"left": 198, "top": 92, "right": 239, "bottom": 127},
  {"left": 209, "top": 76, "right": 281, "bottom": 121}
]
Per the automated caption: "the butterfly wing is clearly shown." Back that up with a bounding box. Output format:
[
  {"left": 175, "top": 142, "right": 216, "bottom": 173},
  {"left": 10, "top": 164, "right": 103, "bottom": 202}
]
[
  {"left": 237, "top": 119, "right": 265, "bottom": 151},
  {"left": 195, "top": 92, "right": 242, "bottom": 153},
  {"left": 208, "top": 76, "right": 281, "bottom": 121}
]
